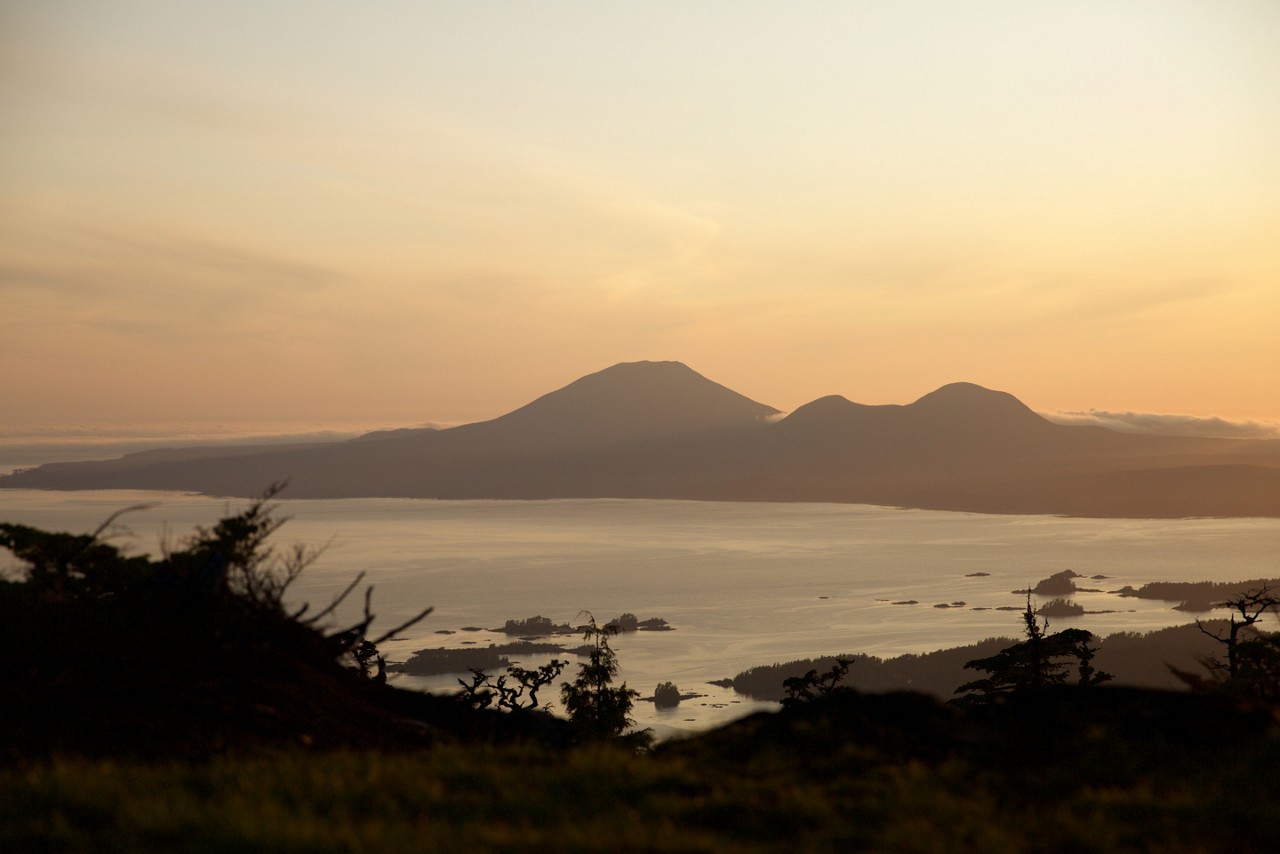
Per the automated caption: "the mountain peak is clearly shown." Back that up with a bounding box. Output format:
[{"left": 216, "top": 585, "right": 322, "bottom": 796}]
[
  {"left": 908, "top": 382, "right": 1047, "bottom": 431},
  {"left": 912, "top": 382, "right": 1032, "bottom": 410},
  {"left": 480, "top": 361, "right": 780, "bottom": 445}
]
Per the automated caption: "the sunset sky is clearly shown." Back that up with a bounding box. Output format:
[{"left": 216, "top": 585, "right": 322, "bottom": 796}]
[{"left": 3, "top": 1, "right": 1278, "bottom": 443}]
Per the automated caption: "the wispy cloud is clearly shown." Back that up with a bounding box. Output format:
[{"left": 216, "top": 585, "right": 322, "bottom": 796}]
[
  {"left": 1063, "top": 278, "right": 1228, "bottom": 323},
  {"left": 0, "top": 208, "right": 347, "bottom": 342},
  {"left": 1043, "top": 410, "right": 1280, "bottom": 440}
]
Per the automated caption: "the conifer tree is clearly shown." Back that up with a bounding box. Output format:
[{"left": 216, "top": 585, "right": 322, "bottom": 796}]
[
  {"left": 560, "top": 615, "right": 640, "bottom": 740},
  {"left": 955, "top": 595, "right": 1112, "bottom": 704}
]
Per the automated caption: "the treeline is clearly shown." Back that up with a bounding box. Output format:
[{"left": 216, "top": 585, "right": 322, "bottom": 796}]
[
  {"left": 725, "top": 622, "right": 1229, "bottom": 701},
  {"left": 1116, "top": 578, "right": 1280, "bottom": 611}
]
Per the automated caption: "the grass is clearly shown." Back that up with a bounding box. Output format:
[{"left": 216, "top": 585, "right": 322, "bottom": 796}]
[
  {"left": 5, "top": 699, "right": 1280, "bottom": 854},
  {"left": 0, "top": 748, "right": 999, "bottom": 852}
]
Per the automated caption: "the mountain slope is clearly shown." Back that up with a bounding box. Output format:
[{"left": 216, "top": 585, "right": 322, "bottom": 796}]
[{"left": 452, "top": 360, "right": 780, "bottom": 449}]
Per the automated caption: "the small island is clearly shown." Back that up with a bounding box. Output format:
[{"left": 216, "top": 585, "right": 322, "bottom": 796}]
[
  {"left": 1036, "top": 597, "right": 1085, "bottom": 618},
  {"left": 392, "top": 612, "right": 674, "bottom": 675},
  {"left": 492, "top": 615, "right": 575, "bottom": 636}
]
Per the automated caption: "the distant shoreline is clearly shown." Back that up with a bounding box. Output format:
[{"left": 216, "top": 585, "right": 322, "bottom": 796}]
[{"left": 2, "top": 482, "right": 1279, "bottom": 521}]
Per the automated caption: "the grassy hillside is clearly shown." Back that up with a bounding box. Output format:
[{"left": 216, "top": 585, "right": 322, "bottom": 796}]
[{"left": 5, "top": 689, "right": 1279, "bottom": 852}]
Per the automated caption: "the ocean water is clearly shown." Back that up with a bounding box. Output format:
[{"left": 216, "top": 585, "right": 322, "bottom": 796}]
[{"left": 2, "top": 489, "right": 1278, "bottom": 738}]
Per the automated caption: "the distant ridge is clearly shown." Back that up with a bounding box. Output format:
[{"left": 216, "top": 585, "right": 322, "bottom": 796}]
[{"left": 3, "top": 361, "right": 1279, "bottom": 518}]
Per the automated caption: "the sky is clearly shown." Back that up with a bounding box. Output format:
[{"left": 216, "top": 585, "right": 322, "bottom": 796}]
[{"left": 2, "top": 1, "right": 1278, "bottom": 443}]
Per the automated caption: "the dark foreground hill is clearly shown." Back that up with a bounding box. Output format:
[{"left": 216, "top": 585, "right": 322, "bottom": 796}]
[
  {"left": 5, "top": 360, "right": 1280, "bottom": 517},
  {"left": 6, "top": 686, "right": 1279, "bottom": 851},
  {"left": 0, "top": 495, "right": 566, "bottom": 760}
]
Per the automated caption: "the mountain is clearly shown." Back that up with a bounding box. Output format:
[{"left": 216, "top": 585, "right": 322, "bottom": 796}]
[
  {"left": 451, "top": 360, "right": 780, "bottom": 448},
  {"left": 773, "top": 382, "right": 1056, "bottom": 454},
  {"left": 4, "top": 362, "right": 1279, "bottom": 517}
]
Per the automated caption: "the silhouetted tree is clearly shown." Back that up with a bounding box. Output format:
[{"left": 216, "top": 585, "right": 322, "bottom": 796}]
[
  {"left": 1175, "top": 586, "right": 1280, "bottom": 700},
  {"left": 955, "top": 596, "right": 1111, "bottom": 704},
  {"left": 1195, "top": 586, "right": 1280, "bottom": 679},
  {"left": 1232, "top": 634, "right": 1280, "bottom": 702},
  {"left": 560, "top": 614, "right": 642, "bottom": 742},
  {"left": 458, "top": 660, "right": 567, "bottom": 712},
  {"left": 781, "top": 658, "right": 853, "bottom": 707}
]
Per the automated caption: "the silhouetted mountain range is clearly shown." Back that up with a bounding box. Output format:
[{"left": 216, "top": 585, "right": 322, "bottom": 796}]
[{"left": 5, "top": 361, "right": 1279, "bottom": 517}]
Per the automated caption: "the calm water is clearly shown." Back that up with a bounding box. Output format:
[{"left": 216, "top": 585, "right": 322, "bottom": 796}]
[{"left": 2, "top": 489, "right": 1278, "bottom": 738}]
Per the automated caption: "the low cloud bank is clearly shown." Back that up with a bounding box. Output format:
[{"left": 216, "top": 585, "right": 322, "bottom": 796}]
[{"left": 1043, "top": 410, "right": 1280, "bottom": 440}]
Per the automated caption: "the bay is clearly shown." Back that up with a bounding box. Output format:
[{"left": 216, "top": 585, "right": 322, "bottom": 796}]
[{"left": 2, "top": 489, "right": 1277, "bottom": 738}]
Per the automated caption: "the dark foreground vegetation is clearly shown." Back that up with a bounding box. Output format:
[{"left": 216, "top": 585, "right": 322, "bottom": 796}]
[
  {"left": 3, "top": 496, "right": 1279, "bottom": 852},
  {"left": 6, "top": 687, "right": 1279, "bottom": 853}
]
